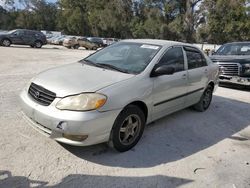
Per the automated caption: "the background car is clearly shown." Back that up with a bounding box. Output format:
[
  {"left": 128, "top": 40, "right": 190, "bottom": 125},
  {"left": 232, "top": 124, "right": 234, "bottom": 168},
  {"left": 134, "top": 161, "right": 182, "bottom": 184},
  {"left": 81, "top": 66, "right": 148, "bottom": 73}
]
[
  {"left": 103, "top": 38, "right": 119, "bottom": 46},
  {"left": 87, "top": 37, "right": 105, "bottom": 47},
  {"left": 63, "top": 36, "right": 78, "bottom": 49},
  {"left": 210, "top": 42, "right": 250, "bottom": 88},
  {"left": 77, "top": 38, "right": 99, "bottom": 50},
  {"left": 63, "top": 37, "right": 98, "bottom": 50},
  {"left": 0, "top": 29, "right": 47, "bottom": 48},
  {"left": 52, "top": 35, "right": 66, "bottom": 45}
]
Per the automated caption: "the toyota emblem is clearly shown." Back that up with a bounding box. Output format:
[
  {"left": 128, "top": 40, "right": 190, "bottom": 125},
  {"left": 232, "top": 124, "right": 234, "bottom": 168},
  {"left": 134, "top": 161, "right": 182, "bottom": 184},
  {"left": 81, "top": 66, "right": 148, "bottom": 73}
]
[{"left": 35, "top": 91, "right": 40, "bottom": 98}]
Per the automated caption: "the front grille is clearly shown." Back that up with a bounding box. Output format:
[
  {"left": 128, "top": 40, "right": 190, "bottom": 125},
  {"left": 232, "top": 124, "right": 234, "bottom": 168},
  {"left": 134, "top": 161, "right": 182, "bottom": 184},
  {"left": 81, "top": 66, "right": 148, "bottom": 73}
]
[
  {"left": 217, "top": 62, "right": 240, "bottom": 76},
  {"left": 28, "top": 83, "right": 56, "bottom": 106}
]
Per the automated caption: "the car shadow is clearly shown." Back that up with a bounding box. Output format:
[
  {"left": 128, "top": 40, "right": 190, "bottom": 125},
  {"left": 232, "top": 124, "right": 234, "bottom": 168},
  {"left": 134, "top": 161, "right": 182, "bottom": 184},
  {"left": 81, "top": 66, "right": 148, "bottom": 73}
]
[
  {"left": 0, "top": 170, "right": 193, "bottom": 188},
  {"left": 60, "top": 95, "right": 250, "bottom": 168},
  {"left": 0, "top": 45, "right": 61, "bottom": 50},
  {"left": 219, "top": 84, "right": 250, "bottom": 91}
]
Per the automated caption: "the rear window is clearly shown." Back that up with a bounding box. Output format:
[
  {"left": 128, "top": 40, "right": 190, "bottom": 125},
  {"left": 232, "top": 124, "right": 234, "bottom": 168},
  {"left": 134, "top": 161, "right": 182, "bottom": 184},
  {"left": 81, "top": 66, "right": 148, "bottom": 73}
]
[{"left": 185, "top": 48, "right": 207, "bottom": 69}]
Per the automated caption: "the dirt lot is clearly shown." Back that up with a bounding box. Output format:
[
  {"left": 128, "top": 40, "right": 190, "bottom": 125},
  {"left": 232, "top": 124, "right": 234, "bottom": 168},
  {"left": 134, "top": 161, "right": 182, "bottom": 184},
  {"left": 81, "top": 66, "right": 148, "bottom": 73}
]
[{"left": 0, "top": 45, "right": 250, "bottom": 188}]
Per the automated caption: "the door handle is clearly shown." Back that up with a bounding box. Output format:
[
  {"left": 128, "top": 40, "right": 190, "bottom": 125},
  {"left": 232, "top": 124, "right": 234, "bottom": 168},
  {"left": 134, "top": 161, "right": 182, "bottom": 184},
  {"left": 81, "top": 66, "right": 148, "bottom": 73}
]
[{"left": 204, "top": 69, "right": 208, "bottom": 74}]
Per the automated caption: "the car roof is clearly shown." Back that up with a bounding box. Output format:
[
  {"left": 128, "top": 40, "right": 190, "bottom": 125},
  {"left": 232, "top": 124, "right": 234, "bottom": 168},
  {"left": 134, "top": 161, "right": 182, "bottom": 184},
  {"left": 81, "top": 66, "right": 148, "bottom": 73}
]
[
  {"left": 17, "top": 29, "right": 40, "bottom": 32},
  {"left": 223, "top": 41, "right": 250, "bottom": 45},
  {"left": 122, "top": 39, "right": 195, "bottom": 48}
]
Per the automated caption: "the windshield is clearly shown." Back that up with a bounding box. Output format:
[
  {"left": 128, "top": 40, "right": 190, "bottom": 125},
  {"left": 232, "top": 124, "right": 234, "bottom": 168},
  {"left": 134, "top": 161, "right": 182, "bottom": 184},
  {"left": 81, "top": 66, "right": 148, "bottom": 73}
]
[
  {"left": 84, "top": 42, "right": 161, "bottom": 74},
  {"left": 215, "top": 43, "right": 250, "bottom": 55}
]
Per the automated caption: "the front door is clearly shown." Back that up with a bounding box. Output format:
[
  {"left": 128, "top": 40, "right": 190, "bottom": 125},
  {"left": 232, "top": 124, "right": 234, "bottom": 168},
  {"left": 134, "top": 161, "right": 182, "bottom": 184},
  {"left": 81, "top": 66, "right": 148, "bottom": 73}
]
[
  {"left": 9, "top": 30, "right": 24, "bottom": 44},
  {"left": 152, "top": 46, "right": 188, "bottom": 120}
]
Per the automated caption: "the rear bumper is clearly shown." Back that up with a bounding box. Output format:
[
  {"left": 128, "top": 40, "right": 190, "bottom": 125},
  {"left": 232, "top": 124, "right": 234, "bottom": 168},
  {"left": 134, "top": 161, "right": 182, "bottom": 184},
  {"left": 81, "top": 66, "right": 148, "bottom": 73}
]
[
  {"left": 19, "top": 89, "right": 121, "bottom": 146},
  {"left": 219, "top": 75, "right": 250, "bottom": 86}
]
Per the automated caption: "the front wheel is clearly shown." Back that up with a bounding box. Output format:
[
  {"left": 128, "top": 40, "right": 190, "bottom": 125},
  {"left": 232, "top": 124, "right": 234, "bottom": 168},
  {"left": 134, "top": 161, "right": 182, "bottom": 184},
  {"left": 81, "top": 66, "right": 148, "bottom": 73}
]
[
  {"left": 193, "top": 85, "right": 213, "bottom": 112},
  {"left": 73, "top": 44, "right": 80, "bottom": 49},
  {"left": 109, "top": 105, "right": 145, "bottom": 152},
  {"left": 2, "top": 39, "right": 11, "bottom": 47}
]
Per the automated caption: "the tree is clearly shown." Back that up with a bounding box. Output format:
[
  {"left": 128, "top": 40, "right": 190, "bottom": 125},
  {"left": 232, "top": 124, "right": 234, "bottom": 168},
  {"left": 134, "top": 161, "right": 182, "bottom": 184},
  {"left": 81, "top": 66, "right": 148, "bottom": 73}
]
[{"left": 197, "top": 0, "right": 250, "bottom": 43}]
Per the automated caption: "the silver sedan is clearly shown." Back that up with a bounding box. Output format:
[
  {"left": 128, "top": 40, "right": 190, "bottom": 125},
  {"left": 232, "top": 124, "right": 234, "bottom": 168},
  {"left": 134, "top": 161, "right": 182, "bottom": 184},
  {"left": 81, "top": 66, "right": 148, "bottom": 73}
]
[{"left": 20, "top": 39, "right": 219, "bottom": 152}]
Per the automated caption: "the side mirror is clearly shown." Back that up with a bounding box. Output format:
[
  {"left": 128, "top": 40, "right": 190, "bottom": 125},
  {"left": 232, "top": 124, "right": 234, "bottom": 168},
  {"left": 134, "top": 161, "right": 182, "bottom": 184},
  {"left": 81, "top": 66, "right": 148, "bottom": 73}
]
[{"left": 150, "top": 65, "right": 175, "bottom": 77}]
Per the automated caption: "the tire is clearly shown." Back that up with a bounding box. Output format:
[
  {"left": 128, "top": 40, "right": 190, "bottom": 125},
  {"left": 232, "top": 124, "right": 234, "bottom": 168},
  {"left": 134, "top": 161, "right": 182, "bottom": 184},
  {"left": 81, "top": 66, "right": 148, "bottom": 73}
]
[
  {"left": 193, "top": 85, "right": 213, "bottom": 112},
  {"left": 109, "top": 105, "right": 145, "bottom": 152},
  {"left": 65, "top": 46, "right": 71, "bottom": 49},
  {"left": 73, "top": 44, "right": 80, "bottom": 49},
  {"left": 92, "top": 46, "right": 97, "bottom": 50},
  {"left": 1, "top": 39, "right": 11, "bottom": 47},
  {"left": 34, "top": 41, "right": 42, "bottom": 48},
  {"left": 30, "top": 45, "right": 34, "bottom": 48}
]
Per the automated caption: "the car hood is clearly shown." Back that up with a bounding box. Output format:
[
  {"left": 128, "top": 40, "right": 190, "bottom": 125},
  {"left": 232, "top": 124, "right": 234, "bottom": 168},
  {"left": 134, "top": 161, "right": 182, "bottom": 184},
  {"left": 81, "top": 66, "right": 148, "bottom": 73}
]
[
  {"left": 210, "top": 55, "right": 250, "bottom": 63},
  {"left": 32, "top": 63, "right": 135, "bottom": 97},
  {"left": 0, "top": 33, "right": 7, "bottom": 37}
]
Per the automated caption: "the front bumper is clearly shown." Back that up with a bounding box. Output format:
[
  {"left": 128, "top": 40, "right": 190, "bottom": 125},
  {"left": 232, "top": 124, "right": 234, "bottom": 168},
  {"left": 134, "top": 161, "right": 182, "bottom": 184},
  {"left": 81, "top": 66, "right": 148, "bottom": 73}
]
[
  {"left": 219, "top": 75, "right": 250, "bottom": 86},
  {"left": 20, "top": 89, "right": 121, "bottom": 146}
]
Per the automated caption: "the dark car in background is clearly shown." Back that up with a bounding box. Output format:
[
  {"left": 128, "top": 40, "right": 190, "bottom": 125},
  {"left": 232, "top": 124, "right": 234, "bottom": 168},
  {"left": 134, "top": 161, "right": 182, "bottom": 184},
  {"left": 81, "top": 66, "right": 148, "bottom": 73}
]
[
  {"left": 0, "top": 29, "right": 47, "bottom": 48},
  {"left": 87, "top": 37, "right": 105, "bottom": 47},
  {"left": 210, "top": 42, "right": 250, "bottom": 88}
]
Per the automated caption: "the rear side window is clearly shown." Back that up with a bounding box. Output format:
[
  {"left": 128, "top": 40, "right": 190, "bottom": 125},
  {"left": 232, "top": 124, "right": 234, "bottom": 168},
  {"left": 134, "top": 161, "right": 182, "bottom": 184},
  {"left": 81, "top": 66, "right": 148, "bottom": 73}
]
[
  {"left": 185, "top": 48, "right": 207, "bottom": 69},
  {"left": 158, "top": 47, "right": 185, "bottom": 73}
]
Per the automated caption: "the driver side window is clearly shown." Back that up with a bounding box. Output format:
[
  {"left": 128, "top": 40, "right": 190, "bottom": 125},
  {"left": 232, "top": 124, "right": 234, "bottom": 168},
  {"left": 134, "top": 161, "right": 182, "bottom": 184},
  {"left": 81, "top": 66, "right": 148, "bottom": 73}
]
[{"left": 158, "top": 47, "right": 185, "bottom": 73}]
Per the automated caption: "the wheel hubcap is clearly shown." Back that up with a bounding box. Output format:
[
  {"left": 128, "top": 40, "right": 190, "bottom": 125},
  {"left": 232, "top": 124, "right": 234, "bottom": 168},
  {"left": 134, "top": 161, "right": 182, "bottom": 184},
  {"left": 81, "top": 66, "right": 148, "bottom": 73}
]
[
  {"left": 119, "top": 114, "right": 141, "bottom": 145},
  {"left": 203, "top": 89, "right": 212, "bottom": 108},
  {"left": 3, "top": 40, "right": 10, "bottom": 46},
  {"left": 36, "top": 42, "right": 41, "bottom": 47}
]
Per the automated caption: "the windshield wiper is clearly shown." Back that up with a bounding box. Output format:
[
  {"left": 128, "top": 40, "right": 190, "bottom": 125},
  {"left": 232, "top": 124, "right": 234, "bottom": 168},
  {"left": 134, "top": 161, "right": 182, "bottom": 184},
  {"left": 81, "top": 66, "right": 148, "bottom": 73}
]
[
  {"left": 80, "top": 59, "right": 103, "bottom": 68},
  {"left": 97, "top": 63, "right": 130, "bottom": 74},
  {"left": 80, "top": 60, "right": 130, "bottom": 73}
]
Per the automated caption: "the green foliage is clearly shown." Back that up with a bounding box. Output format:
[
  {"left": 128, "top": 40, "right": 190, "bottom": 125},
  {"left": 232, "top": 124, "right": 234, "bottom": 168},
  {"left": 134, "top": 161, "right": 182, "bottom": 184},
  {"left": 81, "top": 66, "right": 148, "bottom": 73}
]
[
  {"left": 198, "top": 0, "right": 250, "bottom": 43},
  {"left": 0, "top": 0, "right": 249, "bottom": 44}
]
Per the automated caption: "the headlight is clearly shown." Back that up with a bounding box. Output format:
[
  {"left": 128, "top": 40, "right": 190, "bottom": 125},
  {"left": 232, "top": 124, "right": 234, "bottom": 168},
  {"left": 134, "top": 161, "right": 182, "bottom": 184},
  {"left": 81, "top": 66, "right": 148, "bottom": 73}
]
[{"left": 56, "top": 93, "right": 107, "bottom": 111}]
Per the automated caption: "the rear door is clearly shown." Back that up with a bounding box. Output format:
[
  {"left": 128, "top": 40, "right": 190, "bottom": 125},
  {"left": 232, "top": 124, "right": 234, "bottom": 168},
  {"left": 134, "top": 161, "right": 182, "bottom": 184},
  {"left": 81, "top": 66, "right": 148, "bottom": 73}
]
[
  {"left": 152, "top": 46, "right": 188, "bottom": 120},
  {"left": 22, "top": 30, "right": 34, "bottom": 45},
  {"left": 184, "top": 46, "right": 209, "bottom": 105}
]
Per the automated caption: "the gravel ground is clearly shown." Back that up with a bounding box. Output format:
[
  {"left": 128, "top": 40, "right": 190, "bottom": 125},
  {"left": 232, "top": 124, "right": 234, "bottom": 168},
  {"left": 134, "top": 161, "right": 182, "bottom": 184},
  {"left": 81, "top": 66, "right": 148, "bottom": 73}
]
[{"left": 0, "top": 45, "right": 250, "bottom": 188}]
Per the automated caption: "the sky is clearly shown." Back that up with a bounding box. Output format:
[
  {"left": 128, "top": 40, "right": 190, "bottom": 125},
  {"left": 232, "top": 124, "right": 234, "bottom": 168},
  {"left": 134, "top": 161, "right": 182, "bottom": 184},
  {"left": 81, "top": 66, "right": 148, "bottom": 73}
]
[{"left": 0, "top": 0, "right": 57, "bottom": 9}]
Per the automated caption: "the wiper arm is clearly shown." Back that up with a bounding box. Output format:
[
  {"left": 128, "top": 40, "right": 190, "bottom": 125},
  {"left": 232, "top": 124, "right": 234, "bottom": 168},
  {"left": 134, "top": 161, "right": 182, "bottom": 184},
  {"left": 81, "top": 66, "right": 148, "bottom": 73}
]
[
  {"left": 97, "top": 63, "right": 130, "bottom": 74},
  {"left": 80, "top": 59, "right": 103, "bottom": 68},
  {"left": 80, "top": 60, "right": 130, "bottom": 73}
]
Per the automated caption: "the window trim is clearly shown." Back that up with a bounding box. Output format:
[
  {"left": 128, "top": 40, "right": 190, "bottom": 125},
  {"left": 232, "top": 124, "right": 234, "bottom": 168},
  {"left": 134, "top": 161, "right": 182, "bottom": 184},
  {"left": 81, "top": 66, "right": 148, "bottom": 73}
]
[
  {"left": 154, "top": 45, "right": 187, "bottom": 73},
  {"left": 184, "top": 46, "right": 208, "bottom": 69}
]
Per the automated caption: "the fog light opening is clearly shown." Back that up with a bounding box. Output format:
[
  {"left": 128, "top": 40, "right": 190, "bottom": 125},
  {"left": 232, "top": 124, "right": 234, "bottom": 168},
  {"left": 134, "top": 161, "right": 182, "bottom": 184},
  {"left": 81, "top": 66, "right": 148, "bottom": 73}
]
[{"left": 62, "top": 134, "right": 88, "bottom": 142}]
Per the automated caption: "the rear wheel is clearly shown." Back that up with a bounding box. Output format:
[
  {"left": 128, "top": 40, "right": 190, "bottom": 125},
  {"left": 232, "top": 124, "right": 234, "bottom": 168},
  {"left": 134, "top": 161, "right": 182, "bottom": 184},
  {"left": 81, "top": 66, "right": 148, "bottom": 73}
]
[
  {"left": 2, "top": 39, "right": 11, "bottom": 47},
  {"left": 92, "top": 46, "right": 97, "bottom": 50},
  {"left": 73, "top": 44, "right": 80, "bottom": 49},
  {"left": 34, "top": 41, "right": 42, "bottom": 48},
  {"left": 109, "top": 105, "right": 145, "bottom": 152},
  {"left": 193, "top": 85, "right": 213, "bottom": 112}
]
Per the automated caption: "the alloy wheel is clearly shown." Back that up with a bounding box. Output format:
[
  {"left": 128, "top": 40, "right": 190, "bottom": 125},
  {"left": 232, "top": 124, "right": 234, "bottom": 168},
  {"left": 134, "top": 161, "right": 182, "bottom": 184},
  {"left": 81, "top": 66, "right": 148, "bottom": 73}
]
[
  {"left": 203, "top": 88, "right": 212, "bottom": 109},
  {"left": 2, "top": 39, "right": 10, "bottom": 47},
  {"left": 119, "top": 114, "right": 141, "bottom": 146}
]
